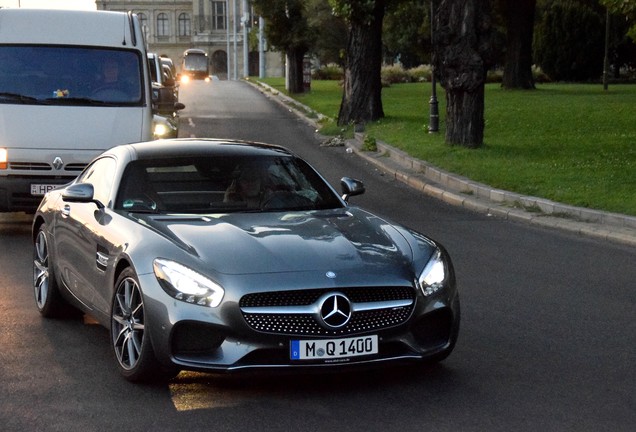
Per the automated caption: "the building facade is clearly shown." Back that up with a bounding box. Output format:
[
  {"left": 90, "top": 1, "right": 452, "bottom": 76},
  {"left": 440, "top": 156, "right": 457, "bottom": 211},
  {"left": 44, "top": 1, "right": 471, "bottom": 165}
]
[{"left": 95, "top": 0, "right": 282, "bottom": 79}]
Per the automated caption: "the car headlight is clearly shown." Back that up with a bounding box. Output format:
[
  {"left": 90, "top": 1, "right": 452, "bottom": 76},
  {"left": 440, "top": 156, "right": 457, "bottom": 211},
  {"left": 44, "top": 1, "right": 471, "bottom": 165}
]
[
  {"left": 153, "top": 115, "right": 177, "bottom": 139},
  {"left": 153, "top": 258, "right": 224, "bottom": 307},
  {"left": 417, "top": 248, "right": 447, "bottom": 297},
  {"left": 153, "top": 122, "right": 170, "bottom": 138}
]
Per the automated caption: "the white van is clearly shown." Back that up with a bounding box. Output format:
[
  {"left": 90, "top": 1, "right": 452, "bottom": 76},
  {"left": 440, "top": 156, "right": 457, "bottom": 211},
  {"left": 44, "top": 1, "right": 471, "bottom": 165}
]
[{"left": 0, "top": 9, "right": 169, "bottom": 212}]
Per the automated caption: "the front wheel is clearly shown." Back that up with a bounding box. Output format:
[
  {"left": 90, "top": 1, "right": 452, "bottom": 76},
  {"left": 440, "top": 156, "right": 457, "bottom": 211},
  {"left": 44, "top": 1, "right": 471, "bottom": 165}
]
[
  {"left": 111, "top": 268, "right": 170, "bottom": 382},
  {"left": 33, "top": 224, "right": 67, "bottom": 318}
]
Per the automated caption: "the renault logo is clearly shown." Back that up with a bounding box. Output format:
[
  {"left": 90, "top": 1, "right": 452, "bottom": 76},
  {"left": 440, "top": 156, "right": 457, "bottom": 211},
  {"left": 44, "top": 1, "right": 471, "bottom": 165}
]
[
  {"left": 318, "top": 292, "right": 352, "bottom": 329},
  {"left": 52, "top": 157, "right": 64, "bottom": 171}
]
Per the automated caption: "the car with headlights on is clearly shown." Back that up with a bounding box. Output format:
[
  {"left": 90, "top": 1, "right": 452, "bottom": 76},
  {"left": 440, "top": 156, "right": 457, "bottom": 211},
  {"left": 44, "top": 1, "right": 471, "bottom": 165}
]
[{"left": 32, "top": 138, "right": 460, "bottom": 382}]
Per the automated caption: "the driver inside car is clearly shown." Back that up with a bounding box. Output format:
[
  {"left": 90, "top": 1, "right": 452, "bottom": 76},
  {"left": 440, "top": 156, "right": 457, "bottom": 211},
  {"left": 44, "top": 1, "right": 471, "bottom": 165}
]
[{"left": 224, "top": 164, "right": 270, "bottom": 208}]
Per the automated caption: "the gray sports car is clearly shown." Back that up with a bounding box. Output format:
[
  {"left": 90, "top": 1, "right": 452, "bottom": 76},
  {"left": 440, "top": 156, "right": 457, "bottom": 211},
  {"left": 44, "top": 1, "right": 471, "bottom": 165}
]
[{"left": 32, "top": 138, "right": 460, "bottom": 382}]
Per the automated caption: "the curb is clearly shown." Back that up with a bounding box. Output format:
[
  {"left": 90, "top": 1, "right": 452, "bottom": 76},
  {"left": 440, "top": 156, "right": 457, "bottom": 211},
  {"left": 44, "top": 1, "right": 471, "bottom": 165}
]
[{"left": 250, "top": 79, "right": 636, "bottom": 248}]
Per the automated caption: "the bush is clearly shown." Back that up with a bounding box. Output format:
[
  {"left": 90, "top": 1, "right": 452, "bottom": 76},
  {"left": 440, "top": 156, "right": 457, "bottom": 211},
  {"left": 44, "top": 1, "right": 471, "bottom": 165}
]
[
  {"left": 407, "top": 65, "right": 432, "bottom": 82},
  {"left": 313, "top": 64, "right": 344, "bottom": 80},
  {"left": 381, "top": 64, "right": 412, "bottom": 84}
]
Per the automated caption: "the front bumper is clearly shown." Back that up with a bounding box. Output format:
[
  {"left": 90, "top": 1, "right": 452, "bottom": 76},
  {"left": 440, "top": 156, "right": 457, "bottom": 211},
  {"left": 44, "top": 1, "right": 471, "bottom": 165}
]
[
  {"left": 0, "top": 175, "right": 74, "bottom": 212},
  {"left": 140, "top": 271, "right": 460, "bottom": 373}
]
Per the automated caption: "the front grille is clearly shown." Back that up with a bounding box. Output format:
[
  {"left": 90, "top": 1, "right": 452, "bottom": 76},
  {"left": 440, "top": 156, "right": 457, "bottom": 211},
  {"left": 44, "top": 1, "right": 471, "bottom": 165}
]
[
  {"left": 10, "top": 162, "right": 51, "bottom": 171},
  {"left": 240, "top": 286, "right": 415, "bottom": 337},
  {"left": 65, "top": 163, "right": 87, "bottom": 172},
  {"left": 9, "top": 162, "right": 87, "bottom": 172}
]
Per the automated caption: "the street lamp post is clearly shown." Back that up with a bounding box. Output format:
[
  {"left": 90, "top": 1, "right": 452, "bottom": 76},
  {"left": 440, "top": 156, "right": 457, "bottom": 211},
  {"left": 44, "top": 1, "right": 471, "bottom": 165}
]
[
  {"left": 428, "top": 0, "right": 439, "bottom": 133},
  {"left": 603, "top": 7, "right": 610, "bottom": 91}
]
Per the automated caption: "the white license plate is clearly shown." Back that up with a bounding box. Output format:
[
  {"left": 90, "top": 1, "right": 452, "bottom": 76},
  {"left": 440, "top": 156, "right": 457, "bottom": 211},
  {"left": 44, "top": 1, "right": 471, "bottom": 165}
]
[
  {"left": 290, "top": 335, "right": 378, "bottom": 361},
  {"left": 30, "top": 184, "right": 58, "bottom": 196}
]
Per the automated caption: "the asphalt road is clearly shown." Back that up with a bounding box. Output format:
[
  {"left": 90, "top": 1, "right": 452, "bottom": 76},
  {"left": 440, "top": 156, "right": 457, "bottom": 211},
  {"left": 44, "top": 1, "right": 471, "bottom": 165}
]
[{"left": 1, "top": 79, "right": 634, "bottom": 432}]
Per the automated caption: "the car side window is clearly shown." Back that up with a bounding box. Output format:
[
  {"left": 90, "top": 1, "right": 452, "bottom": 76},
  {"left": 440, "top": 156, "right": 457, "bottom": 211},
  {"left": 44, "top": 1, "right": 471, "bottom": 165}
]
[{"left": 77, "top": 157, "right": 116, "bottom": 206}]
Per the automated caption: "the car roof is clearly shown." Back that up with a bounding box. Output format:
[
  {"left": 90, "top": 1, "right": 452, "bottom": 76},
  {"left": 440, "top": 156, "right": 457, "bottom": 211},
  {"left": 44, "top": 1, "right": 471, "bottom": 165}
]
[{"left": 112, "top": 138, "right": 295, "bottom": 161}]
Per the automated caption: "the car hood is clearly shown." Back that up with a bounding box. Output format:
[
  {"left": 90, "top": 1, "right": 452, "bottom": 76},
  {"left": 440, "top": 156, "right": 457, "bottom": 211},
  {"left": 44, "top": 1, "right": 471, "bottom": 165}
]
[{"left": 140, "top": 208, "right": 428, "bottom": 276}]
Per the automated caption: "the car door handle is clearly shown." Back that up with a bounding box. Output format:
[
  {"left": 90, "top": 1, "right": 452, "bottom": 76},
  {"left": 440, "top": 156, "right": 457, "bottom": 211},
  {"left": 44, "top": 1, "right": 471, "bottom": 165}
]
[{"left": 62, "top": 204, "right": 71, "bottom": 217}]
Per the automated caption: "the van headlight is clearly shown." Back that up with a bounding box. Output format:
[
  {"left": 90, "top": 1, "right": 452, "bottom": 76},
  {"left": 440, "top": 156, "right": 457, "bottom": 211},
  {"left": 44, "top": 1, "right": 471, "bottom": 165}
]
[
  {"left": 0, "top": 148, "right": 7, "bottom": 169},
  {"left": 417, "top": 249, "right": 447, "bottom": 297},
  {"left": 153, "top": 258, "right": 224, "bottom": 307}
]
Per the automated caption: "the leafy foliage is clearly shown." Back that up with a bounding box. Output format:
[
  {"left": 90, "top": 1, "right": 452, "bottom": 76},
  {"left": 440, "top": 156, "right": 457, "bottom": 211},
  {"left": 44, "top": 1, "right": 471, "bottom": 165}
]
[
  {"left": 251, "top": 0, "right": 313, "bottom": 52},
  {"left": 534, "top": 0, "right": 604, "bottom": 81},
  {"left": 600, "top": 0, "right": 636, "bottom": 41}
]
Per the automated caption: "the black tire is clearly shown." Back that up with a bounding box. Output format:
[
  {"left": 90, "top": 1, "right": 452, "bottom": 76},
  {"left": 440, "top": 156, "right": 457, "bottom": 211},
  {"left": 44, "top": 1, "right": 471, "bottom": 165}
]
[
  {"left": 33, "top": 224, "right": 67, "bottom": 318},
  {"left": 110, "top": 267, "right": 176, "bottom": 382}
]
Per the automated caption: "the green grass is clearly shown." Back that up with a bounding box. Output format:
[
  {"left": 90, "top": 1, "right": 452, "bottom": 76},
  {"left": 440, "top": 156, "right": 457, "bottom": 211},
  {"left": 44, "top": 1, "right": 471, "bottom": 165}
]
[{"left": 257, "top": 78, "right": 636, "bottom": 216}]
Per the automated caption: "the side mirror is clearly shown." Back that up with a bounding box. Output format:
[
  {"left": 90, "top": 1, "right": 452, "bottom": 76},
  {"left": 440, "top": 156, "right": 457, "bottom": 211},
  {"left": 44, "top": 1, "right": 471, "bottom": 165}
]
[
  {"left": 62, "top": 183, "right": 104, "bottom": 209},
  {"left": 340, "top": 177, "right": 365, "bottom": 202},
  {"left": 153, "top": 87, "right": 182, "bottom": 115}
]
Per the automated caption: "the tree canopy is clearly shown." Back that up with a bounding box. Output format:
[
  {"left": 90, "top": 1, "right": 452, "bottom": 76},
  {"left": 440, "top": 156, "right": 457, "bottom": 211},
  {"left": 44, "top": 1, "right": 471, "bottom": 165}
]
[
  {"left": 251, "top": 0, "right": 315, "bottom": 93},
  {"left": 601, "top": 0, "right": 636, "bottom": 41}
]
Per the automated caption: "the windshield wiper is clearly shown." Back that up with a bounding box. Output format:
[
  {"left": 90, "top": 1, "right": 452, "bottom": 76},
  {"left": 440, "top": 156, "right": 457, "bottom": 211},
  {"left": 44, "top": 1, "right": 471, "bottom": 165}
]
[
  {"left": 0, "top": 92, "right": 38, "bottom": 103},
  {"left": 42, "top": 97, "right": 116, "bottom": 106}
]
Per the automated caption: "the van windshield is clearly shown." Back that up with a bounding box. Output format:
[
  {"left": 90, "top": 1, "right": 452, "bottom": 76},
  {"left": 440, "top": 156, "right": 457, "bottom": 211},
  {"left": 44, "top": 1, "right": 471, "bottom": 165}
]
[{"left": 0, "top": 45, "right": 143, "bottom": 106}]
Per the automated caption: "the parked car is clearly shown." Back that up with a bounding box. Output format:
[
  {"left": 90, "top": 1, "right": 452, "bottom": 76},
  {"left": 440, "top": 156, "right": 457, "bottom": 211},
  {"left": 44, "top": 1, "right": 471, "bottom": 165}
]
[
  {"left": 160, "top": 55, "right": 177, "bottom": 82},
  {"left": 32, "top": 138, "right": 460, "bottom": 382},
  {"left": 147, "top": 52, "right": 184, "bottom": 138}
]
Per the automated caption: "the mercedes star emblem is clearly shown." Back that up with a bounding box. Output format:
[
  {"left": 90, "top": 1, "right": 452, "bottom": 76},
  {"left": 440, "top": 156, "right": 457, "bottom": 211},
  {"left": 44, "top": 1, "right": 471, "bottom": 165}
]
[{"left": 318, "top": 292, "right": 352, "bottom": 329}]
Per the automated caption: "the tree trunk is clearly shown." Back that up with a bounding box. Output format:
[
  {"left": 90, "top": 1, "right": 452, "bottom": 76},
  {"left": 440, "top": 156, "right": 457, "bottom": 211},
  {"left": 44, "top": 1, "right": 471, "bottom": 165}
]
[
  {"left": 501, "top": 0, "right": 536, "bottom": 89},
  {"left": 446, "top": 85, "right": 485, "bottom": 147},
  {"left": 337, "top": 0, "right": 385, "bottom": 126},
  {"left": 286, "top": 47, "right": 307, "bottom": 94},
  {"left": 434, "top": 0, "right": 494, "bottom": 148}
]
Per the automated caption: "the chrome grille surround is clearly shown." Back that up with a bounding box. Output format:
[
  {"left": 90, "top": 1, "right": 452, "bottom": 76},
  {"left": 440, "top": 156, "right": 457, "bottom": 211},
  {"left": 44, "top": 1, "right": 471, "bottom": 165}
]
[{"left": 240, "top": 286, "right": 415, "bottom": 336}]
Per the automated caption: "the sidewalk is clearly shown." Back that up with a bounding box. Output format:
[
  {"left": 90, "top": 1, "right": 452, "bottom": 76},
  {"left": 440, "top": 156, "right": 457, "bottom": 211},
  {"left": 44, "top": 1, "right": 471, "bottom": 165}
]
[{"left": 251, "top": 79, "right": 636, "bottom": 248}]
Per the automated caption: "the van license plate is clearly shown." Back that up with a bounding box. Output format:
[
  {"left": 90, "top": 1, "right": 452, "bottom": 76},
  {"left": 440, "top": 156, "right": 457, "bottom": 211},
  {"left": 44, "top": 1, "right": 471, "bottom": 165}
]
[
  {"left": 31, "top": 184, "right": 57, "bottom": 196},
  {"left": 290, "top": 335, "right": 378, "bottom": 360}
]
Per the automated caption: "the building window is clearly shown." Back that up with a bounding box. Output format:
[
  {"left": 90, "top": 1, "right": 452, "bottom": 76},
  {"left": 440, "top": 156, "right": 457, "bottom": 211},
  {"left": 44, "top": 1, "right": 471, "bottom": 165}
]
[
  {"left": 211, "top": 1, "right": 226, "bottom": 30},
  {"left": 156, "top": 13, "right": 169, "bottom": 37},
  {"left": 178, "top": 13, "right": 191, "bottom": 36},
  {"left": 137, "top": 12, "right": 148, "bottom": 30}
]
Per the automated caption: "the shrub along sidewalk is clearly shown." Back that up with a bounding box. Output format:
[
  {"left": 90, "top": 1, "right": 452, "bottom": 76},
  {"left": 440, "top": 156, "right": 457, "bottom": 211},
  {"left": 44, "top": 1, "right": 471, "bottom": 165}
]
[{"left": 257, "top": 78, "right": 636, "bottom": 218}]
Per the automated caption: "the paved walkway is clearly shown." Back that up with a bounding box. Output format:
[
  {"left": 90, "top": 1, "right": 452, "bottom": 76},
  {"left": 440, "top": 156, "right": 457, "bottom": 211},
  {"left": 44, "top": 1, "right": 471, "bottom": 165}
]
[{"left": 252, "top": 79, "right": 636, "bottom": 248}]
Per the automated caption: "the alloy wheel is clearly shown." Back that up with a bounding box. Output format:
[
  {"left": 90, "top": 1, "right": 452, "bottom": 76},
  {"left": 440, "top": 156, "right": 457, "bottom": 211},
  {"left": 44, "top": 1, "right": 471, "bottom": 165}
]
[
  {"left": 33, "top": 230, "right": 50, "bottom": 311},
  {"left": 111, "top": 276, "right": 146, "bottom": 370}
]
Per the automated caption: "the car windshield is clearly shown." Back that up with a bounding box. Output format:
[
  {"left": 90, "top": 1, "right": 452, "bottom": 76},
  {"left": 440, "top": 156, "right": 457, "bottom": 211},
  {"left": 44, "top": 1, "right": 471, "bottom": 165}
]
[
  {"left": 0, "top": 45, "right": 143, "bottom": 105},
  {"left": 115, "top": 155, "right": 344, "bottom": 214}
]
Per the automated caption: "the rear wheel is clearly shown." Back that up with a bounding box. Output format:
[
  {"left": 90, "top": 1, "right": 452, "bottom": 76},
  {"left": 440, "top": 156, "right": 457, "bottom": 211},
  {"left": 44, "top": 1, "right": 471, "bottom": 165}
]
[
  {"left": 33, "top": 224, "right": 67, "bottom": 317},
  {"left": 111, "top": 268, "right": 177, "bottom": 382}
]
